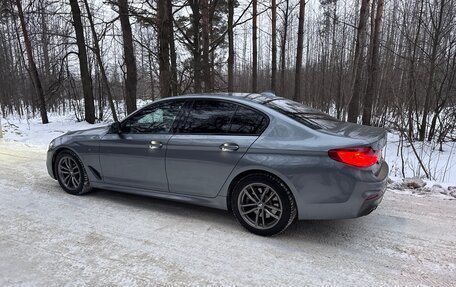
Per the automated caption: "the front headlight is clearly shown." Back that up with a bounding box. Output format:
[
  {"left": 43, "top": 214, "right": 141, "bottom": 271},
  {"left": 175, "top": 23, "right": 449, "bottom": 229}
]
[{"left": 48, "top": 140, "right": 56, "bottom": 150}]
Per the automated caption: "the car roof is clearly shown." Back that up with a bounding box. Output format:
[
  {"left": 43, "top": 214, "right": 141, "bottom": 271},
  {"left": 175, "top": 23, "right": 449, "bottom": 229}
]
[{"left": 162, "top": 92, "right": 284, "bottom": 107}]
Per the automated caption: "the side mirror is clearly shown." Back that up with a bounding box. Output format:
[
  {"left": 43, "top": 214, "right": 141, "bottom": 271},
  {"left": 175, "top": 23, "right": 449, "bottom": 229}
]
[{"left": 110, "top": 122, "right": 121, "bottom": 134}]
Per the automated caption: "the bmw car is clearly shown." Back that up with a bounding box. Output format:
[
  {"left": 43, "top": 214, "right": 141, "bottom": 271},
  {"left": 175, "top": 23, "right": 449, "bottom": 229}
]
[{"left": 47, "top": 92, "right": 388, "bottom": 236}]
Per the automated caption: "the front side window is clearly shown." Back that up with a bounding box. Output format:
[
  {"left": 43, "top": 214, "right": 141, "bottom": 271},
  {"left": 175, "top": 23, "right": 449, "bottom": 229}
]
[
  {"left": 122, "top": 101, "right": 184, "bottom": 134},
  {"left": 180, "top": 100, "right": 236, "bottom": 134}
]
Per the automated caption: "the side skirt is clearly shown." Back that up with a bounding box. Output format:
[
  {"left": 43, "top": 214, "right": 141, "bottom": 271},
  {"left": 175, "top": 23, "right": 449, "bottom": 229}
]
[{"left": 91, "top": 182, "right": 228, "bottom": 210}]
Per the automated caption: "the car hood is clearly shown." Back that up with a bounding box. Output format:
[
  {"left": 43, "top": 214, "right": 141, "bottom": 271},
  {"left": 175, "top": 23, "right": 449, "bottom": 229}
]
[{"left": 64, "top": 125, "right": 110, "bottom": 137}]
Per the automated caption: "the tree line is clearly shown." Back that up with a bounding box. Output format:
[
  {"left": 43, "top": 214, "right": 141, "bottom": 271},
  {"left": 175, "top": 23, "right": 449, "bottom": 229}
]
[{"left": 0, "top": 0, "right": 455, "bottom": 143}]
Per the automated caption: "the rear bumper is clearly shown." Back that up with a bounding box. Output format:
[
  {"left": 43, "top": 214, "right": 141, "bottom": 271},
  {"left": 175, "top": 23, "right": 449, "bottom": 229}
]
[
  {"left": 356, "top": 186, "right": 386, "bottom": 217},
  {"left": 296, "top": 161, "right": 389, "bottom": 220}
]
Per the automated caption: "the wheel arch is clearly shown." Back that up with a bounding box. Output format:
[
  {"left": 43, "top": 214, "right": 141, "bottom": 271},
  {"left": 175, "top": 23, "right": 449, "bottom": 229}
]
[
  {"left": 225, "top": 168, "right": 299, "bottom": 215},
  {"left": 51, "top": 146, "right": 83, "bottom": 178}
]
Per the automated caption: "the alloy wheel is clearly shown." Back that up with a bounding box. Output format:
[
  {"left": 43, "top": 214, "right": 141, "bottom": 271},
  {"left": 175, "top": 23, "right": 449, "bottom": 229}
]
[
  {"left": 237, "top": 183, "right": 283, "bottom": 230},
  {"left": 57, "top": 156, "right": 81, "bottom": 191}
]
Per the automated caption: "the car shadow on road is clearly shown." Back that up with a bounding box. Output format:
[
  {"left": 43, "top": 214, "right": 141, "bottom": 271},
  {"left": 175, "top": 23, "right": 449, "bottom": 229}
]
[
  {"left": 84, "top": 188, "right": 378, "bottom": 247},
  {"left": 87, "top": 188, "right": 239, "bottom": 228}
]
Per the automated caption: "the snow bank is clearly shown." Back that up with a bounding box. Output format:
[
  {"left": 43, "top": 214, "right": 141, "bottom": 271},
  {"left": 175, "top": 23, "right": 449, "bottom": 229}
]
[
  {"left": 1, "top": 113, "right": 105, "bottom": 149},
  {"left": 389, "top": 177, "right": 456, "bottom": 199},
  {"left": 0, "top": 100, "right": 153, "bottom": 149},
  {"left": 385, "top": 132, "right": 456, "bottom": 185}
]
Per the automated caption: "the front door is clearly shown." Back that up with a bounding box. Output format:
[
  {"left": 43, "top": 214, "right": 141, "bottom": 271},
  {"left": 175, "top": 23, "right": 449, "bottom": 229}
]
[{"left": 99, "top": 100, "right": 185, "bottom": 191}]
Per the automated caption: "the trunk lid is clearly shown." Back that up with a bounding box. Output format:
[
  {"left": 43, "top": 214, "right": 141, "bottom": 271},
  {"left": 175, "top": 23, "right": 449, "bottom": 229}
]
[{"left": 319, "top": 121, "right": 387, "bottom": 151}]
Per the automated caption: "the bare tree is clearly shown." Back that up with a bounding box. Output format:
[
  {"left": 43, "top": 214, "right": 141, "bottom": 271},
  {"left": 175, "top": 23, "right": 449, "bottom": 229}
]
[
  {"left": 190, "top": 1, "right": 202, "bottom": 92},
  {"left": 157, "top": 0, "right": 172, "bottom": 98},
  {"left": 168, "top": 0, "right": 178, "bottom": 96},
  {"left": 271, "top": 0, "right": 277, "bottom": 92},
  {"left": 293, "top": 0, "right": 306, "bottom": 102},
  {"left": 279, "top": 0, "right": 290, "bottom": 96},
  {"left": 228, "top": 0, "right": 234, "bottom": 92},
  {"left": 69, "top": 0, "right": 95, "bottom": 124},
  {"left": 118, "top": 0, "right": 137, "bottom": 113},
  {"left": 83, "top": 0, "right": 118, "bottom": 122},
  {"left": 252, "top": 0, "right": 257, "bottom": 92},
  {"left": 418, "top": 0, "right": 450, "bottom": 141},
  {"left": 347, "top": 0, "right": 371, "bottom": 123},
  {"left": 362, "top": 0, "right": 384, "bottom": 125},
  {"left": 202, "top": 0, "right": 211, "bottom": 91},
  {"left": 15, "top": 0, "right": 48, "bottom": 124},
  {"left": 0, "top": 0, "right": 455, "bottom": 148}
]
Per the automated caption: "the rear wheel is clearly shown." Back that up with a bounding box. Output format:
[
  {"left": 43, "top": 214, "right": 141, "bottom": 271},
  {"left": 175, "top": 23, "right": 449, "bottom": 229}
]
[
  {"left": 231, "top": 174, "right": 297, "bottom": 236},
  {"left": 54, "top": 151, "right": 92, "bottom": 195}
]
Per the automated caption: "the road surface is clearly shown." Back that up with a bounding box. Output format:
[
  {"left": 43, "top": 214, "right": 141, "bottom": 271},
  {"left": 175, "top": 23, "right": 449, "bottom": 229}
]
[{"left": 0, "top": 142, "right": 455, "bottom": 286}]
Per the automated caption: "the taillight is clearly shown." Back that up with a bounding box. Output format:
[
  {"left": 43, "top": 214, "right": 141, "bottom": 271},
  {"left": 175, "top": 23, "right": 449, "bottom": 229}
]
[{"left": 328, "top": 147, "right": 379, "bottom": 168}]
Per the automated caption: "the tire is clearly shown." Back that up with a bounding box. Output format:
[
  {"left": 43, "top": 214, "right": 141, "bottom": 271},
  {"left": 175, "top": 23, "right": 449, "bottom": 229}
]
[
  {"left": 231, "top": 173, "right": 297, "bottom": 236},
  {"left": 54, "top": 150, "right": 92, "bottom": 195}
]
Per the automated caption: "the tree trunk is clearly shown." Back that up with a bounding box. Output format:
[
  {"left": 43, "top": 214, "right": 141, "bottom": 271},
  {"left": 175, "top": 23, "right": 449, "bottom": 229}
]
[
  {"left": 157, "top": 0, "right": 172, "bottom": 98},
  {"left": 419, "top": 0, "right": 445, "bottom": 141},
  {"left": 252, "top": 0, "right": 257, "bottom": 92},
  {"left": 202, "top": 0, "right": 211, "bottom": 92},
  {"left": 16, "top": 0, "right": 48, "bottom": 124},
  {"left": 406, "top": 0, "right": 424, "bottom": 139},
  {"left": 362, "top": 0, "right": 384, "bottom": 126},
  {"left": 190, "top": 1, "right": 201, "bottom": 93},
  {"left": 293, "top": 0, "right": 306, "bottom": 102},
  {"left": 280, "top": 0, "right": 290, "bottom": 96},
  {"left": 271, "top": 0, "right": 277, "bottom": 92},
  {"left": 228, "top": 0, "right": 234, "bottom": 92},
  {"left": 83, "top": 0, "right": 118, "bottom": 122},
  {"left": 118, "top": 0, "right": 137, "bottom": 113},
  {"left": 40, "top": 2, "right": 51, "bottom": 88},
  {"left": 69, "top": 0, "right": 95, "bottom": 124},
  {"left": 347, "top": 0, "right": 371, "bottom": 123},
  {"left": 167, "top": 0, "right": 178, "bottom": 96}
]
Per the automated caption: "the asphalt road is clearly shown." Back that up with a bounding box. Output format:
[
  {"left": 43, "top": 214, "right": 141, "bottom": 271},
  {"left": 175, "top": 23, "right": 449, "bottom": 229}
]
[{"left": 0, "top": 142, "right": 455, "bottom": 286}]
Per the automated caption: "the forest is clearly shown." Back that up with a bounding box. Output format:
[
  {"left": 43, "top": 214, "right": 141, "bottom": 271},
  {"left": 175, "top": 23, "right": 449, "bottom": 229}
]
[{"left": 0, "top": 0, "right": 455, "bottom": 144}]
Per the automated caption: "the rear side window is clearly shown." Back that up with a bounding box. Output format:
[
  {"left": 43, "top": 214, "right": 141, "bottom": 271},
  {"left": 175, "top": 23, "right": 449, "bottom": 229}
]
[
  {"left": 229, "top": 106, "right": 268, "bottom": 135},
  {"left": 264, "top": 99, "right": 339, "bottom": 130},
  {"left": 181, "top": 100, "right": 236, "bottom": 134}
]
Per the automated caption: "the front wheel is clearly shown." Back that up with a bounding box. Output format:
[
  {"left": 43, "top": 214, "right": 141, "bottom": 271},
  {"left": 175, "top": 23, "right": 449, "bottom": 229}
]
[
  {"left": 54, "top": 151, "right": 92, "bottom": 195},
  {"left": 231, "top": 174, "right": 297, "bottom": 236}
]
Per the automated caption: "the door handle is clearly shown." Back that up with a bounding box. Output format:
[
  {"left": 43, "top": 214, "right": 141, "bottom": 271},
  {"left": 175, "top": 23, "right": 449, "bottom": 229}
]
[
  {"left": 149, "top": 140, "right": 163, "bottom": 150},
  {"left": 219, "top": 142, "right": 239, "bottom": 152}
]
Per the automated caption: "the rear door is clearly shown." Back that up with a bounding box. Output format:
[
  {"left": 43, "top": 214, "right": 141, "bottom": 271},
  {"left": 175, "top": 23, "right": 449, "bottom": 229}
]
[
  {"left": 99, "top": 100, "right": 185, "bottom": 191},
  {"left": 166, "top": 99, "right": 268, "bottom": 197}
]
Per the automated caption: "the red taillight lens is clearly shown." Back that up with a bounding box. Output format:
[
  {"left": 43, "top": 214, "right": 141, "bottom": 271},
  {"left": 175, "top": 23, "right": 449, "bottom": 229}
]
[{"left": 328, "top": 147, "right": 379, "bottom": 168}]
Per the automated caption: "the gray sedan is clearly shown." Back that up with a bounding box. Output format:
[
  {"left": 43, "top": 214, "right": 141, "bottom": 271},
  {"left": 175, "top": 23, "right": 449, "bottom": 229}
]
[{"left": 47, "top": 92, "right": 388, "bottom": 236}]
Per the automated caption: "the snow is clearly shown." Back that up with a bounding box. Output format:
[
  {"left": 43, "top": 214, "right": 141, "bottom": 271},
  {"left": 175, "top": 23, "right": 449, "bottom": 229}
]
[
  {"left": 0, "top": 142, "right": 455, "bottom": 286},
  {"left": 0, "top": 99, "right": 153, "bottom": 149},
  {"left": 1, "top": 113, "right": 106, "bottom": 149},
  {"left": 0, "top": 111, "right": 455, "bottom": 285},
  {"left": 385, "top": 131, "right": 456, "bottom": 185},
  {"left": 388, "top": 177, "right": 456, "bottom": 199}
]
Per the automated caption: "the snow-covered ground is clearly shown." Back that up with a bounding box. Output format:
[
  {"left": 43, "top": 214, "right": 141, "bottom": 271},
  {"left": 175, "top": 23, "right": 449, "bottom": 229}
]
[
  {"left": 385, "top": 132, "right": 456, "bottom": 185},
  {"left": 1, "top": 111, "right": 455, "bottom": 285},
  {"left": 0, "top": 142, "right": 455, "bottom": 286},
  {"left": 0, "top": 113, "right": 106, "bottom": 148}
]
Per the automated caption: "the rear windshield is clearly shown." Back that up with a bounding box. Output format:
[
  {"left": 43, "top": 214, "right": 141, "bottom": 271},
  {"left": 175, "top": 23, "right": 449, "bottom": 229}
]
[{"left": 262, "top": 99, "right": 340, "bottom": 130}]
